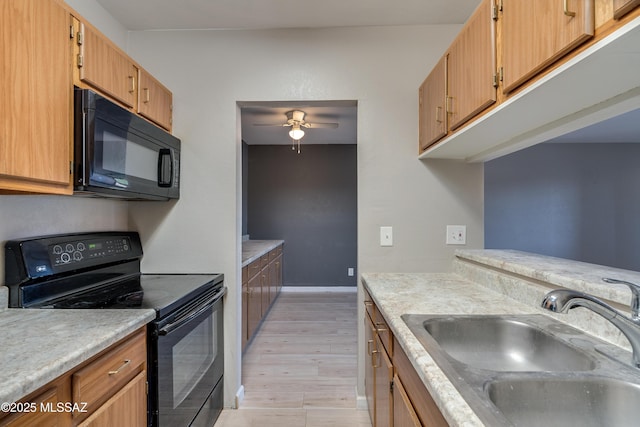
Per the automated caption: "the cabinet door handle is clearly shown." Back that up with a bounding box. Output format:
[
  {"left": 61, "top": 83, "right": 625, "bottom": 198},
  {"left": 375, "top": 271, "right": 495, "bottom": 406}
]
[
  {"left": 446, "top": 96, "right": 453, "bottom": 115},
  {"left": 435, "top": 106, "right": 443, "bottom": 124},
  {"left": 563, "top": 0, "right": 576, "bottom": 17},
  {"left": 375, "top": 322, "right": 387, "bottom": 333},
  {"left": 128, "top": 75, "right": 136, "bottom": 94},
  {"left": 143, "top": 87, "right": 150, "bottom": 103},
  {"left": 371, "top": 349, "right": 379, "bottom": 368},
  {"left": 367, "top": 339, "right": 374, "bottom": 355},
  {"left": 108, "top": 359, "right": 131, "bottom": 375}
]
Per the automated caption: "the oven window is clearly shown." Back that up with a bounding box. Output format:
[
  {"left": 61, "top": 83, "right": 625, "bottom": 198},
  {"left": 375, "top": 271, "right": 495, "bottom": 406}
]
[
  {"left": 172, "top": 314, "right": 218, "bottom": 407},
  {"left": 99, "top": 129, "right": 158, "bottom": 182}
]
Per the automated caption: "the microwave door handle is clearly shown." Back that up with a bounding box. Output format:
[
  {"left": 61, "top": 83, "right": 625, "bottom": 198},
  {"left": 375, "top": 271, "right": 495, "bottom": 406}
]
[{"left": 158, "top": 148, "right": 173, "bottom": 187}]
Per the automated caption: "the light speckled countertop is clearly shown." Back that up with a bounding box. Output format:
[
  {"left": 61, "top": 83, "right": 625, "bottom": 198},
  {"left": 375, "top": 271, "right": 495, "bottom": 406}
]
[
  {"left": 242, "top": 240, "right": 284, "bottom": 267},
  {"left": 362, "top": 249, "right": 640, "bottom": 427},
  {"left": 0, "top": 307, "right": 155, "bottom": 404}
]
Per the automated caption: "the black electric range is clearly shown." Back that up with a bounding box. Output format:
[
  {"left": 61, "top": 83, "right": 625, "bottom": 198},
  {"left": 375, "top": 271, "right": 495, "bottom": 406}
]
[{"left": 4, "top": 231, "right": 225, "bottom": 427}]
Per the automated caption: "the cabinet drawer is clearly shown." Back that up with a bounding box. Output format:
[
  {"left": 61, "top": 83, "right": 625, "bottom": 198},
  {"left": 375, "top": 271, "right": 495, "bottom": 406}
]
[
  {"left": 363, "top": 288, "right": 376, "bottom": 322},
  {"left": 268, "top": 248, "right": 279, "bottom": 262},
  {"left": 72, "top": 329, "right": 146, "bottom": 416},
  {"left": 260, "top": 254, "right": 270, "bottom": 269},
  {"left": 374, "top": 307, "right": 393, "bottom": 357},
  {"left": 248, "top": 259, "right": 261, "bottom": 279}
]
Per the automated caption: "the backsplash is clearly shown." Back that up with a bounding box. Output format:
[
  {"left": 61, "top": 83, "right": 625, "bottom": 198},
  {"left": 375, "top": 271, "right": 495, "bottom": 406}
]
[{"left": 0, "top": 195, "right": 128, "bottom": 283}]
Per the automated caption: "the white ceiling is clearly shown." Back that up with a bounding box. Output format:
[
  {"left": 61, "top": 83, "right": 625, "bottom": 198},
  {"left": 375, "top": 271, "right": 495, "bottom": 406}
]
[
  {"left": 95, "top": 0, "right": 482, "bottom": 31},
  {"left": 240, "top": 101, "right": 357, "bottom": 146}
]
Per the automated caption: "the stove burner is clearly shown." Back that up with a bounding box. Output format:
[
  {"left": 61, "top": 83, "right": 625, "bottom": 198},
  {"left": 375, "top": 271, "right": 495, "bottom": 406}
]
[{"left": 45, "top": 280, "right": 143, "bottom": 309}]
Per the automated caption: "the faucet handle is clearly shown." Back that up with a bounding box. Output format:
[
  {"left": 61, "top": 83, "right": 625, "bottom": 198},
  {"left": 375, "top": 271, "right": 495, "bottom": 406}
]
[{"left": 603, "top": 278, "right": 640, "bottom": 321}]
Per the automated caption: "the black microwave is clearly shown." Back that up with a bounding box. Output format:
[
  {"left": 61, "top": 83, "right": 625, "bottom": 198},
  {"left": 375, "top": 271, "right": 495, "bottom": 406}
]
[{"left": 74, "top": 88, "right": 180, "bottom": 200}]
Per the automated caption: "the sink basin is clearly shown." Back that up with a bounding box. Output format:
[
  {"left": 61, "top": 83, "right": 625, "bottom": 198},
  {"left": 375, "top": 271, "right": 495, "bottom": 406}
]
[
  {"left": 422, "top": 316, "right": 595, "bottom": 371},
  {"left": 487, "top": 377, "right": 640, "bottom": 427}
]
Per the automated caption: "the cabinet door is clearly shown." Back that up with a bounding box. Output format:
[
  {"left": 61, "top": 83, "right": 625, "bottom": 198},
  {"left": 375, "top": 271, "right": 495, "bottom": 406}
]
[
  {"left": 418, "top": 55, "right": 447, "bottom": 151},
  {"left": 613, "top": 0, "right": 640, "bottom": 18},
  {"left": 447, "top": 0, "right": 496, "bottom": 130},
  {"left": 365, "top": 313, "right": 376, "bottom": 426},
  {"left": 0, "top": 0, "right": 72, "bottom": 194},
  {"left": 374, "top": 334, "right": 393, "bottom": 427},
  {"left": 78, "top": 371, "right": 147, "bottom": 427},
  {"left": 77, "top": 21, "right": 138, "bottom": 108},
  {"left": 138, "top": 69, "right": 173, "bottom": 131},
  {"left": 261, "top": 267, "right": 270, "bottom": 316},
  {"left": 242, "top": 278, "right": 248, "bottom": 351},
  {"left": 502, "top": 0, "right": 595, "bottom": 93},
  {"left": 0, "top": 376, "right": 71, "bottom": 427},
  {"left": 393, "top": 374, "right": 422, "bottom": 427},
  {"left": 275, "top": 255, "right": 283, "bottom": 295},
  {"left": 247, "top": 273, "right": 262, "bottom": 339}
]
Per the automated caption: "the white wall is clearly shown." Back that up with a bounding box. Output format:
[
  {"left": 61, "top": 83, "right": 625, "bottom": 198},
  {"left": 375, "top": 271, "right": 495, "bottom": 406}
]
[{"left": 126, "top": 25, "right": 484, "bottom": 406}]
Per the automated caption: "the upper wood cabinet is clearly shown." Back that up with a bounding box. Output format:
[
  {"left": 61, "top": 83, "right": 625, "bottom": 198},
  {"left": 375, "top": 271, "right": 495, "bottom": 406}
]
[
  {"left": 614, "top": 0, "right": 640, "bottom": 18},
  {"left": 418, "top": 0, "right": 495, "bottom": 153},
  {"left": 73, "top": 17, "right": 138, "bottom": 109},
  {"left": 138, "top": 70, "right": 173, "bottom": 131},
  {"left": 71, "top": 12, "right": 173, "bottom": 132},
  {"left": 447, "top": 0, "right": 496, "bottom": 130},
  {"left": 0, "top": 0, "right": 73, "bottom": 195},
  {"left": 419, "top": 56, "right": 447, "bottom": 151},
  {"left": 501, "top": 0, "right": 595, "bottom": 94}
]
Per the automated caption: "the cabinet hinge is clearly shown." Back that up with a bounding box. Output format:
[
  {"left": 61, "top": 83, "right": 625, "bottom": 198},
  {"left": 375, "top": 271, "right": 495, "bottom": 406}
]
[
  {"left": 77, "top": 54, "right": 84, "bottom": 68},
  {"left": 69, "top": 161, "right": 73, "bottom": 175},
  {"left": 498, "top": 0, "right": 503, "bottom": 12},
  {"left": 499, "top": 66, "right": 504, "bottom": 82},
  {"left": 492, "top": 4, "right": 498, "bottom": 20},
  {"left": 390, "top": 379, "right": 394, "bottom": 392},
  {"left": 77, "top": 31, "right": 83, "bottom": 46},
  {"left": 69, "top": 25, "right": 74, "bottom": 39},
  {"left": 492, "top": 73, "right": 499, "bottom": 88}
]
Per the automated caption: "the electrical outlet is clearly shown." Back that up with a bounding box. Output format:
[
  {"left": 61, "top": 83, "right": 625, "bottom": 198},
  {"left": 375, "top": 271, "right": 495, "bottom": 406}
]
[
  {"left": 446, "top": 225, "right": 466, "bottom": 245},
  {"left": 380, "top": 226, "right": 393, "bottom": 246},
  {"left": 348, "top": 268, "right": 354, "bottom": 277}
]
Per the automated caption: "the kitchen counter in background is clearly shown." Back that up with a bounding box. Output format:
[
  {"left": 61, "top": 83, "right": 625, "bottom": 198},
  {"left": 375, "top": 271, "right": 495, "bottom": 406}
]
[
  {"left": 362, "top": 249, "right": 640, "bottom": 427},
  {"left": 242, "top": 240, "right": 284, "bottom": 266},
  {"left": 0, "top": 292, "right": 155, "bottom": 404}
]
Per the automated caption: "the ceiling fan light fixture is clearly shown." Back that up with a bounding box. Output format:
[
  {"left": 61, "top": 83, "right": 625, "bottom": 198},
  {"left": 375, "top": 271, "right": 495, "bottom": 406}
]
[{"left": 289, "top": 124, "right": 305, "bottom": 140}]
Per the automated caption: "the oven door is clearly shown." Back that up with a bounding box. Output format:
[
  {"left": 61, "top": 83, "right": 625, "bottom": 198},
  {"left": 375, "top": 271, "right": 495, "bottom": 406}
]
[{"left": 149, "top": 287, "right": 225, "bottom": 427}]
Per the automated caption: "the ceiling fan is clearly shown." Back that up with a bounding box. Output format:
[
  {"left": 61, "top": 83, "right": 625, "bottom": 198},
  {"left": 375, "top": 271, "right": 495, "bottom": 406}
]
[{"left": 253, "top": 110, "right": 339, "bottom": 153}]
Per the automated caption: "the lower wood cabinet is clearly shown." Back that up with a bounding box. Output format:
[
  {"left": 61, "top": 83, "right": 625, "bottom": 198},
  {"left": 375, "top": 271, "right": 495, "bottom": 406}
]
[
  {"left": 393, "top": 374, "right": 421, "bottom": 427},
  {"left": 242, "top": 244, "right": 284, "bottom": 351},
  {"left": 0, "top": 327, "right": 147, "bottom": 427},
  {"left": 364, "top": 290, "right": 448, "bottom": 427}
]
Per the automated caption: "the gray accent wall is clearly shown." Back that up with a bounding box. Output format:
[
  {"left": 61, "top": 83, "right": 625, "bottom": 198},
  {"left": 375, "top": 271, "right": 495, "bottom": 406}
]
[
  {"left": 247, "top": 144, "right": 357, "bottom": 286},
  {"left": 485, "top": 143, "right": 640, "bottom": 271}
]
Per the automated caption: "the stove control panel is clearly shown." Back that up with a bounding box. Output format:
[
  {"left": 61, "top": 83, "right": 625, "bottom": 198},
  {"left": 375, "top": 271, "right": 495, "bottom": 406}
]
[
  {"left": 4, "top": 231, "right": 143, "bottom": 282},
  {"left": 50, "top": 237, "right": 131, "bottom": 267}
]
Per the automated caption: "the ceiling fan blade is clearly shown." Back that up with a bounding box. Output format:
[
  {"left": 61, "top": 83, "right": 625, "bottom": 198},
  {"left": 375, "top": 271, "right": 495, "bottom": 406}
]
[
  {"left": 307, "top": 122, "right": 339, "bottom": 129},
  {"left": 252, "top": 123, "right": 291, "bottom": 127}
]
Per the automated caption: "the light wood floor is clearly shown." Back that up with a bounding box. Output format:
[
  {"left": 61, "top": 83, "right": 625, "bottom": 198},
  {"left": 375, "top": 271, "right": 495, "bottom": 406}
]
[{"left": 215, "top": 290, "right": 372, "bottom": 427}]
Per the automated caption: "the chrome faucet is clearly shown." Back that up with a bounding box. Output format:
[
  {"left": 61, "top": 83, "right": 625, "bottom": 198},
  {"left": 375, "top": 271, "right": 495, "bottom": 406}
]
[{"left": 541, "top": 277, "right": 640, "bottom": 368}]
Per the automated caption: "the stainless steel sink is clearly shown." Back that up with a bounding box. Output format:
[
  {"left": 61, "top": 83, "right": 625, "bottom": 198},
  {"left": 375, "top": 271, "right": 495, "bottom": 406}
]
[
  {"left": 402, "top": 314, "right": 640, "bottom": 426},
  {"left": 423, "top": 317, "right": 595, "bottom": 371},
  {"left": 488, "top": 377, "right": 640, "bottom": 427}
]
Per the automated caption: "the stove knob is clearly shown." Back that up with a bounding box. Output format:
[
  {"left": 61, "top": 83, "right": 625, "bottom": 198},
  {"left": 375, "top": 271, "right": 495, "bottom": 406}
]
[
  {"left": 53, "top": 245, "right": 63, "bottom": 255},
  {"left": 65, "top": 244, "right": 74, "bottom": 253},
  {"left": 73, "top": 251, "right": 83, "bottom": 261},
  {"left": 61, "top": 253, "right": 71, "bottom": 263},
  {"left": 77, "top": 242, "right": 86, "bottom": 252}
]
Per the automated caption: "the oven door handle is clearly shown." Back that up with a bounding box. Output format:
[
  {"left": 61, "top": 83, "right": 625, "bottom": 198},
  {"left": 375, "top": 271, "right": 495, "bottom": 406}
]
[{"left": 158, "top": 287, "right": 226, "bottom": 336}]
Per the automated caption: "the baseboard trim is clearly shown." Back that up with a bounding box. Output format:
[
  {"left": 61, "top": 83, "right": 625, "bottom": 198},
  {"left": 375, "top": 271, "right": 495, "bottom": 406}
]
[
  {"left": 281, "top": 286, "right": 357, "bottom": 293},
  {"left": 356, "top": 393, "right": 369, "bottom": 411},
  {"left": 234, "top": 385, "right": 245, "bottom": 409}
]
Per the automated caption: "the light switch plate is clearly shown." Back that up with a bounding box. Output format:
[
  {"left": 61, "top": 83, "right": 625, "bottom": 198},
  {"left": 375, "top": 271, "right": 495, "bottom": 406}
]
[
  {"left": 446, "top": 225, "right": 466, "bottom": 245},
  {"left": 380, "top": 226, "right": 393, "bottom": 246}
]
